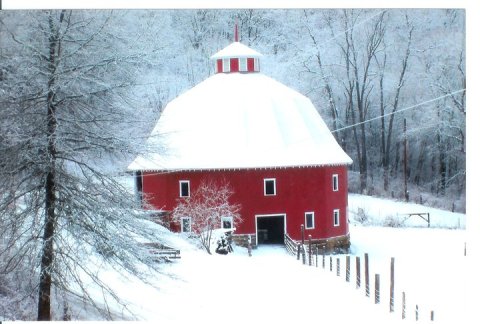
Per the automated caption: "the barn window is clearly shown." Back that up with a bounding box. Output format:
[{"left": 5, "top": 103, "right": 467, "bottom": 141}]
[
  {"left": 333, "top": 209, "right": 340, "bottom": 227},
  {"left": 179, "top": 180, "right": 190, "bottom": 197},
  {"left": 221, "top": 216, "right": 233, "bottom": 229},
  {"left": 134, "top": 171, "right": 143, "bottom": 202},
  {"left": 305, "top": 212, "right": 315, "bottom": 229},
  {"left": 332, "top": 174, "right": 339, "bottom": 192},
  {"left": 264, "top": 178, "right": 276, "bottom": 196},
  {"left": 181, "top": 217, "right": 191, "bottom": 233},
  {"left": 239, "top": 58, "right": 247, "bottom": 72}
]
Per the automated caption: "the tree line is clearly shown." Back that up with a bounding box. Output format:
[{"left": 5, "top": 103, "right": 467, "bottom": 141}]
[{"left": 165, "top": 9, "right": 465, "bottom": 210}]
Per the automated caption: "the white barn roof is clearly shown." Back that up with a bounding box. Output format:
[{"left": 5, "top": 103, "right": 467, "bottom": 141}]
[{"left": 129, "top": 42, "right": 352, "bottom": 171}]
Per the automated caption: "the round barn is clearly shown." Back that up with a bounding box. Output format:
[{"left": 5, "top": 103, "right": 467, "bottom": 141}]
[{"left": 129, "top": 33, "right": 353, "bottom": 251}]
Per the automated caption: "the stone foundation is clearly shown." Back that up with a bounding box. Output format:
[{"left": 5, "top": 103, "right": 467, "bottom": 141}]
[{"left": 232, "top": 234, "right": 257, "bottom": 249}]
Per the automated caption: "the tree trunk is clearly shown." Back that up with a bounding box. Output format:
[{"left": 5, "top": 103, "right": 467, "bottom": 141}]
[
  {"left": 38, "top": 13, "right": 60, "bottom": 321},
  {"left": 382, "top": 20, "right": 413, "bottom": 193},
  {"left": 413, "top": 140, "right": 427, "bottom": 185},
  {"left": 379, "top": 53, "right": 389, "bottom": 191}
]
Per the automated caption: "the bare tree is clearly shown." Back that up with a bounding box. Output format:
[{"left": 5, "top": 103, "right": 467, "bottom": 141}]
[
  {"left": 377, "top": 15, "right": 414, "bottom": 191},
  {"left": 302, "top": 10, "right": 341, "bottom": 145},
  {"left": 172, "top": 180, "right": 241, "bottom": 254},
  {"left": 0, "top": 10, "right": 163, "bottom": 320},
  {"left": 322, "top": 9, "right": 386, "bottom": 193}
]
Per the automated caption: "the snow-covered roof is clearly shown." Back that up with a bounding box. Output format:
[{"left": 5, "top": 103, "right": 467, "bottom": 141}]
[
  {"left": 210, "top": 42, "right": 262, "bottom": 60},
  {"left": 129, "top": 71, "right": 352, "bottom": 171}
]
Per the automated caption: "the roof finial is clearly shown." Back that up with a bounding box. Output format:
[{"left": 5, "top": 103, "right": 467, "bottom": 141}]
[{"left": 234, "top": 21, "right": 239, "bottom": 42}]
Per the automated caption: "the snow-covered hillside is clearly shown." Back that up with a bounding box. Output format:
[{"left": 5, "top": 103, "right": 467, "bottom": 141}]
[
  {"left": 56, "top": 194, "right": 468, "bottom": 323},
  {"left": 348, "top": 193, "right": 466, "bottom": 229}
]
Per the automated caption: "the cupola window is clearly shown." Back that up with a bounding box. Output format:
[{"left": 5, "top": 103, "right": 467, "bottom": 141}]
[
  {"left": 230, "top": 58, "right": 239, "bottom": 72},
  {"left": 216, "top": 59, "right": 223, "bottom": 73},
  {"left": 222, "top": 59, "right": 230, "bottom": 73},
  {"left": 239, "top": 58, "right": 247, "bottom": 72}
]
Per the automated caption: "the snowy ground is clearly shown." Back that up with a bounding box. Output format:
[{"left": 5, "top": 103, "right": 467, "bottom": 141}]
[
  {"left": 45, "top": 194, "right": 470, "bottom": 323},
  {"left": 348, "top": 193, "right": 466, "bottom": 229}
]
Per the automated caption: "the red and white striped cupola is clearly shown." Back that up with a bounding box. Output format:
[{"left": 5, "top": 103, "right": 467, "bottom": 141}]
[{"left": 211, "top": 25, "right": 262, "bottom": 74}]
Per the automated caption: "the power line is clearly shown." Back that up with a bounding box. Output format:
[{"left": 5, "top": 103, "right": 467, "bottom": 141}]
[
  {"left": 322, "top": 9, "right": 387, "bottom": 48},
  {"left": 331, "top": 89, "right": 466, "bottom": 133}
]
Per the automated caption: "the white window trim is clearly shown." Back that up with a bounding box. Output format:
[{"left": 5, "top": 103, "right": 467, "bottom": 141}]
[
  {"left": 305, "top": 211, "right": 315, "bottom": 229},
  {"left": 181, "top": 216, "right": 192, "bottom": 232},
  {"left": 222, "top": 58, "right": 230, "bottom": 73},
  {"left": 239, "top": 57, "right": 247, "bottom": 72},
  {"left": 179, "top": 180, "right": 190, "bottom": 197},
  {"left": 221, "top": 216, "right": 234, "bottom": 229},
  {"left": 333, "top": 209, "right": 340, "bottom": 227},
  {"left": 332, "top": 174, "right": 339, "bottom": 192},
  {"left": 254, "top": 58, "right": 260, "bottom": 71},
  {"left": 263, "top": 178, "right": 276, "bottom": 196}
]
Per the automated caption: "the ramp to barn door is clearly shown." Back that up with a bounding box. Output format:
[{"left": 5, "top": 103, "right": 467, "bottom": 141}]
[{"left": 255, "top": 214, "right": 286, "bottom": 245}]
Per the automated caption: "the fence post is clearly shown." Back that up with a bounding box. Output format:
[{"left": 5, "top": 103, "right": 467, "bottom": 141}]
[
  {"left": 346, "top": 255, "right": 350, "bottom": 282},
  {"left": 322, "top": 247, "right": 326, "bottom": 269},
  {"left": 375, "top": 274, "right": 380, "bottom": 304},
  {"left": 336, "top": 258, "right": 340, "bottom": 276},
  {"left": 308, "top": 235, "right": 312, "bottom": 266},
  {"left": 416, "top": 305, "right": 419, "bottom": 321},
  {"left": 390, "top": 257, "right": 395, "bottom": 312},
  {"left": 330, "top": 256, "right": 333, "bottom": 272},
  {"left": 302, "top": 245, "right": 306, "bottom": 265},
  {"left": 365, "top": 253, "right": 370, "bottom": 297},
  {"left": 431, "top": 310, "right": 434, "bottom": 321},
  {"left": 315, "top": 247, "right": 319, "bottom": 268},
  {"left": 297, "top": 243, "right": 301, "bottom": 260},
  {"left": 356, "top": 256, "right": 361, "bottom": 289},
  {"left": 301, "top": 224, "right": 305, "bottom": 245},
  {"left": 402, "top": 292, "right": 406, "bottom": 319}
]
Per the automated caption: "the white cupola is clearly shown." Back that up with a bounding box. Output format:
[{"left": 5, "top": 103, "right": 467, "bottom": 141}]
[{"left": 210, "top": 25, "right": 262, "bottom": 74}]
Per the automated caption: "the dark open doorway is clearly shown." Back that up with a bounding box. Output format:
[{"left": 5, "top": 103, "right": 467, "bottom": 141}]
[{"left": 256, "top": 215, "right": 285, "bottom": 244}]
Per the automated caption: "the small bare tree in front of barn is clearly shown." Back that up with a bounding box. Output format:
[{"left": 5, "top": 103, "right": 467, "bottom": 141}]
[{"left": 172, "top": 181, "right": 241, "bottom": 254}]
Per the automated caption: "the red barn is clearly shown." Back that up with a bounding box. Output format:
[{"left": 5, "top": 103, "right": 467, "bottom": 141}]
[{"left": 129, "top": 37, "right": 353, "bottom": 251}]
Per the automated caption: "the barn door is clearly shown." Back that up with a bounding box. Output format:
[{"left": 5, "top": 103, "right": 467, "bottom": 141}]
[{"left": 256, "top": 214, "right": 285, "bottom": 245}]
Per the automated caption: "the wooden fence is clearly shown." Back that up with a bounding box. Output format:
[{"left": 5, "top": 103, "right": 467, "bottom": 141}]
[
  {"left": 284, "top": 233, "right": 298, "bottom": 255},
  {"left": 291, "top": 239, "right": 436, "bottom": 322},
  {"left": 144, "top": 242, "right": 181, "bottom": 262}
]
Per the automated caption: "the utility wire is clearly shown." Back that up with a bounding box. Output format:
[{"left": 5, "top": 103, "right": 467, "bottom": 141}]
[
  {"left": 320, "top": 9, "right": 388, "bottom": 49},
  {"left": 331, "top": 89, "right": 466, "bottom": 134}
]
